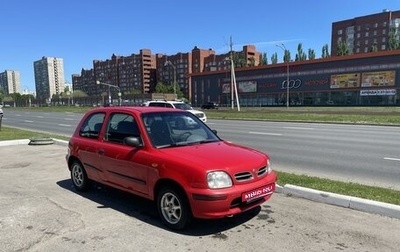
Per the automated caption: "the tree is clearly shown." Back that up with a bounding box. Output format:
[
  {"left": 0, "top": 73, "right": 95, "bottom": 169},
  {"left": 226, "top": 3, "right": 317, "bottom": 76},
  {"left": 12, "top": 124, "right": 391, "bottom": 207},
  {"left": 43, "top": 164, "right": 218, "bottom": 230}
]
[
  {"left": 283, "top": 49, "right": 291, "bottom": 63},
  {"left": 336, "top": 40, "right": 350, "bottom": 56},
  {"left": 388, "top": 27, "right": 400, "bottom": 50},
  {"left": 308, "top": 48, "right": 316, "bottom": 60},
  {"left": 295, "top": 43, "right": 307, "bottom": 61},
  {"left": 369, "top": 43, "right": 378, "bottom": 52},
  {"left": 260, "top": 52, "right": 268, "bottom": 65},
  {"left": 271, "top": 52, "right": 278, "bottom": 64},
  {"left": 248, "top": 57, "right": 256, "bottom": 67},
  {"left": 322, "top": 44, "right": 330, "bottom": 58}
]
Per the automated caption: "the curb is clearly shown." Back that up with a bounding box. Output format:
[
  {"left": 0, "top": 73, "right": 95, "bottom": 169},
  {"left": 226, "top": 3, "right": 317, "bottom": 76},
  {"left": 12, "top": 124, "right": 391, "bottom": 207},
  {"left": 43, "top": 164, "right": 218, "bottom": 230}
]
[
  {"left": 278, "top": 184, "right": 400, "bottom": 220},
  {"left": 0, "top": 138, "right": 68, "bottom": 147}
]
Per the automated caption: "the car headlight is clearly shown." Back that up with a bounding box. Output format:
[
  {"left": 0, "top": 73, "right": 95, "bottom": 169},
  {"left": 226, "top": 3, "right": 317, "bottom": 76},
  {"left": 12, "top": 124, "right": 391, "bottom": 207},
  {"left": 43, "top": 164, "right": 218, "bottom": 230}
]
[
  {"left": 267, "top": 159, "right": 272, "bottom": 174},
  {"left": 207, "top": 171, "right": 233, "bottom": 189}
]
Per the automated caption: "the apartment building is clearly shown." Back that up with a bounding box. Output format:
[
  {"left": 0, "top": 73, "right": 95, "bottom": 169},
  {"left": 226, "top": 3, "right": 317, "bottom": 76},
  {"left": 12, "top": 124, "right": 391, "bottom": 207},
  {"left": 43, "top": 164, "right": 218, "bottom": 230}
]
[
  {"left": 71, "top": 45, "right": 260, "bottom": 101},
  {"left": 331, "top": 9, "right": 400, "bottom": 55},
  {"left": 33, "top": 56, "right": 65, "bottom": 102},
  {"left": 0, "top": 70, "right": 21, "bottom": 94}
]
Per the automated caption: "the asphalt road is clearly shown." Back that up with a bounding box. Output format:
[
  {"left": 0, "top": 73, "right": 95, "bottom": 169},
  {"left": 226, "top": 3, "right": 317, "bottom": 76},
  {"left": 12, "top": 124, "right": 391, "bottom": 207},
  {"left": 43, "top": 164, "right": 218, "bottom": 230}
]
[
  {"left": 2, "top": 109, "right": 400, "bottom": 190},
  {"left": 1, "top": 144, "right": 400, "bottom": 252}
]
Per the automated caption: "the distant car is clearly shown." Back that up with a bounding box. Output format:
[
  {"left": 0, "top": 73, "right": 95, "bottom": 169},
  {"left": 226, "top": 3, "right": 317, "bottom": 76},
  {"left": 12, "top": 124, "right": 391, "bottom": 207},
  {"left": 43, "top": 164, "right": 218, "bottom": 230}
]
[
  {"left": 143, "top": 100, "right": 207, "bottom": 122},
  {"left": 201, "top": 102, "right": 218, "bottom": 110},
  {"left": 66, "top": 106, "right": 276, "bottom": 230},
  {"left": 0, "top": 107, "right": 3, "bottom": 116}
]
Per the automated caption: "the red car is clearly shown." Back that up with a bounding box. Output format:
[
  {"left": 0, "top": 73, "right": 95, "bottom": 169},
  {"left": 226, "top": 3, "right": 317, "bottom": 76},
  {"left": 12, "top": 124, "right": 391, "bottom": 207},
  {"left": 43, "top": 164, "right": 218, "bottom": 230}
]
[{"left": 66, "top": 106, "right": 276, "bottom": 230}]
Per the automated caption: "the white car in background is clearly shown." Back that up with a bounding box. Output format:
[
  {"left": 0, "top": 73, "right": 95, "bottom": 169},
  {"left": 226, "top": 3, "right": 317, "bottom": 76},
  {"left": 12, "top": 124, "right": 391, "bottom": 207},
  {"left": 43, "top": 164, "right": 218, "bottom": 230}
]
[{"left": 143, "top": 100, "right": 207, "bottom": 122}]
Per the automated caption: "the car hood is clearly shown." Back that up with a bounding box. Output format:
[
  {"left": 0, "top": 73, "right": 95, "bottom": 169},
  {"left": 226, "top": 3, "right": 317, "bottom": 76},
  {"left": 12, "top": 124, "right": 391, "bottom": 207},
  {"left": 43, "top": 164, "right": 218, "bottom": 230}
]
[{"left": 157, "top": 141, "right": 268, "bottom": 172}]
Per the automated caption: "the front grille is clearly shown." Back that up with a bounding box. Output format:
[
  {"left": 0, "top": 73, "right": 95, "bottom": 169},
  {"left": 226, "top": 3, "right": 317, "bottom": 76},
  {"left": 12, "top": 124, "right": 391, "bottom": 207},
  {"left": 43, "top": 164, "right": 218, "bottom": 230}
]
[
  {"left": 235, "top": 172, "right": 253, "bottom": 181},
  {"left": 234, "top": 166, "right": 268, "bottom": 182},
  {"left": 257, "top": 166, "right": 267, "bottom": 176}
]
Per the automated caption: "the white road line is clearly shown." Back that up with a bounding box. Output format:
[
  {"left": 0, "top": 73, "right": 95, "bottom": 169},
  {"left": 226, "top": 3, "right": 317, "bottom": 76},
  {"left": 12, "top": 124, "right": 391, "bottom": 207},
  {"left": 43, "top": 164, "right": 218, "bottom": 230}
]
[
  {"left": 283, "top": 126, "right": 314, "bottom": 130},
  {"left": 24, "top": 120, "right": 34, "bottom": 123},
  {"left": 58, "top": 124, "right": 71, "bottom": 127},
  {"left": 384, "top": 157, "right": 400, "bottom": 162},
  {"left": 37, "top": 116, "right": 44, "bottom": 118},
  {"left": 248, "top": 131, "right": 283, "bottom": 136}
]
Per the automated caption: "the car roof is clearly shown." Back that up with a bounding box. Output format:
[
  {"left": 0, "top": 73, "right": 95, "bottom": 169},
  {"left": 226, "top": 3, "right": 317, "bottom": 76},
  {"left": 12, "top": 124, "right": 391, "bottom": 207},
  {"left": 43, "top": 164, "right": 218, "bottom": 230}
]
[{"left": 88, "top": 106, "right": 184, "bottom": 114}]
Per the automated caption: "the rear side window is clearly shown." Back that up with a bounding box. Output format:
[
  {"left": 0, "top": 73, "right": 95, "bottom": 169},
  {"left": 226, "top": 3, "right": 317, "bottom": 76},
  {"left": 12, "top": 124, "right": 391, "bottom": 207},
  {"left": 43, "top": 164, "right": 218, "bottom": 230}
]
[
  {"left": 148, "top": 102, "right": 174, "bottom": 108},
  {"left": 79, "top": 112, "right": 105, "bottom": 139}
]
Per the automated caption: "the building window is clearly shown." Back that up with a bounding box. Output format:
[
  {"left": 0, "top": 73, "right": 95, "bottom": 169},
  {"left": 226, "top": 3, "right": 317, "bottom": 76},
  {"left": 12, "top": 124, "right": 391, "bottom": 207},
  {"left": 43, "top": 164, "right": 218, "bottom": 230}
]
[
  {"left": 364, "top": 47, "right": 368, "bottom": 53},
  {"left": 357, "top": 33, "right": 360, "bottom": 38},
  {"left": 374, "top": 23, "right": 378, "bottom": 28},
  {"left": 383, "top": 21, "right": 387, "bottom": 27},
  {"left": 382, "top": 37, "right": 386, "bottom": 43},
  {"left": 381, "top": 44, "right": 386, "bottom": 50},
  {"left": 338, "top": 29, "right": 343, "bottom": 35},
  {"left": 365, "top": 31, "right": 369, "bottom": 37},
  {"left": 383, "top": 29, "right": 386, "bottom": 35},
  {"left": 373, "top": 30, "right": 377, "bottom": 36},
  {"left": 365, "top": 40, "right": 369, "bottom": 45}
]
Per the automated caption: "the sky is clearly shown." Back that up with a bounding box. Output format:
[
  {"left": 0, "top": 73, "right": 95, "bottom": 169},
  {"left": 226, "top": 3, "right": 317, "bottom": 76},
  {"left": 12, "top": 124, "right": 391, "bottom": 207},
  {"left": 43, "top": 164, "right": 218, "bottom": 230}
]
[{"left": 2, "top": 0, "right": 400, "bottom": 93}]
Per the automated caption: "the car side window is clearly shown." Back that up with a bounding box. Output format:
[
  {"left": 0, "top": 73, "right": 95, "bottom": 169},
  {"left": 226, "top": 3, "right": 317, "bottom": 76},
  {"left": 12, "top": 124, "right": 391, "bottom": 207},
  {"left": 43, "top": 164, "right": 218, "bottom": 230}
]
[
  {"left": 105, "top": 113, "right": 141, "bottom": 144},
  {"left": 79, "top": 112, "right": 105, "bottom": 139}
]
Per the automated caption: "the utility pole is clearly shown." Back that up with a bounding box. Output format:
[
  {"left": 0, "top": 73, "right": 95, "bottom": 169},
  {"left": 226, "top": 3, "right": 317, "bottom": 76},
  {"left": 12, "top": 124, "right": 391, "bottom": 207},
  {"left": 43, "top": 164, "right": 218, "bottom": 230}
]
[{"left": 229, "top": 36, "right": 240, "bottom": 111}]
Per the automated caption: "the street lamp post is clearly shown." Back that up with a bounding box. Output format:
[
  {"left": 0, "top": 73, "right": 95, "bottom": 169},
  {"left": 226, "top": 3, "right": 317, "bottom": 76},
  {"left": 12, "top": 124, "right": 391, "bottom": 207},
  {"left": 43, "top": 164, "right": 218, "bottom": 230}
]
[
  {"left": 164, "top": 60, "right": 177, "bottom": 97},
  {"left": 96, "top": 80, "right": 121, "bottom": 106},
  {"left": 276, "top": 43, "right": 290, "bottom": 108}
]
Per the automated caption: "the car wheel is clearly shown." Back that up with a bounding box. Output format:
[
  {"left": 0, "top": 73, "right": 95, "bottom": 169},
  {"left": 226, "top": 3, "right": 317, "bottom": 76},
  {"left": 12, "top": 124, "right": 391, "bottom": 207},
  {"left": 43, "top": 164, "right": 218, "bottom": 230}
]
[
  {"left": 70, "top": 161, "right": 89, "bottom": 191},
  {"left": 157, "top": 186, "right": 191, "bottom": 230}
]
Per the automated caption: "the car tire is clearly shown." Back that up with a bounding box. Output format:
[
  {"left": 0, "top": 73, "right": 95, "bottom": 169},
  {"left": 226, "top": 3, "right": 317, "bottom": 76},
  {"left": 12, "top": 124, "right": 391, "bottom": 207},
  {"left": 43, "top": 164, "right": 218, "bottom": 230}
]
[
  {"left": 157, "top": 186, "right": 191, "bottom": 230},
  {"left": 70, "top": 161, "right": 90, "bottom": 191}
]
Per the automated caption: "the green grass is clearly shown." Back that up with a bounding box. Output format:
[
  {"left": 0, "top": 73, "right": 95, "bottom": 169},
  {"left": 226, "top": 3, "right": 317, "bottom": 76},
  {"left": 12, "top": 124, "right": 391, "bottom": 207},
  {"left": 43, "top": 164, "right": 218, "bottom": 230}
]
[
  {"left": 2, "top": 106, "right": 400, "bottom": 205},
  {"left": 277, "top": 171, "right": 400, "bottom": 205},
  {"left": 205, "top": 106, "right": 400, "bottom": 125},
  {"left": 0, "top": 126, "right": 70, "bottom": 141}
]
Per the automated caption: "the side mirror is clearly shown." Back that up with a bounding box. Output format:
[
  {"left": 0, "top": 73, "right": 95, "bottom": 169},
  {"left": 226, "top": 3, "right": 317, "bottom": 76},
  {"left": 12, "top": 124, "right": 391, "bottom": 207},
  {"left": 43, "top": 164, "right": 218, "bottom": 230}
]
[
  {"left": 212, "top": 129, "right": 218, "bottom": 135},
  {"left": 123, "top": 136, "right": 143, "bottom": 147}
]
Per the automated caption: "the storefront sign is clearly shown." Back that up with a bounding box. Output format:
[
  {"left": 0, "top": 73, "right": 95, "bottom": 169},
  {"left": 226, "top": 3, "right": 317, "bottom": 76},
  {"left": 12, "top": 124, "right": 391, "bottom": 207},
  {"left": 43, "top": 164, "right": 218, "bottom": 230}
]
[{"left": 360, "top": 89, "right": 396, "bottom": 96}]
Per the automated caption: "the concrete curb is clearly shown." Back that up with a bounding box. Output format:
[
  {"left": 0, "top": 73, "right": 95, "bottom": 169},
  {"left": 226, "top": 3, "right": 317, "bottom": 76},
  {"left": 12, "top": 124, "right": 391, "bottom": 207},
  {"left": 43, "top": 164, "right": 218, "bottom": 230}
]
[
  {"left": 0, "top": 138, "right": 68, "bottom": 147},
  {"left": 279, "top": 184, "right": 400, "bottom": 220}
]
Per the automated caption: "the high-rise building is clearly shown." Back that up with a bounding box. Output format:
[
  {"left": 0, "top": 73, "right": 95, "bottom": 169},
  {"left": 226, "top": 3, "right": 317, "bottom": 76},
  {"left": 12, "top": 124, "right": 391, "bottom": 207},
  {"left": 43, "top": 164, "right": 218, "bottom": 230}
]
[
  {"left": 33, "top": 56, "right": 65, "bottom": 102},
  {"left": 0, "top": 70, "right": 21, "bottom": 94},
  {"left": 331, "top": 9, "right": 400, "bottom": 56}
]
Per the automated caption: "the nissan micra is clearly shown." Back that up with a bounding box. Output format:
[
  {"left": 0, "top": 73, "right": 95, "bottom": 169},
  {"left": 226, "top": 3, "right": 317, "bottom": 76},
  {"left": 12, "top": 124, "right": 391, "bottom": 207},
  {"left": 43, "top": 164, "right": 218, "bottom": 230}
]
[{"left": 66, "top": 106, "right": 276, "bottom": 230}]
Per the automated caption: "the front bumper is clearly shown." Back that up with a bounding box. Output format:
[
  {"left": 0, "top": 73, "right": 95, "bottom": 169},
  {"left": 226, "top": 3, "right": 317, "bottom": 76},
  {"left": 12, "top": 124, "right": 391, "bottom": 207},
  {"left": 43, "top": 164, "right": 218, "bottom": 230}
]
[{"left": 188, "top": 172, "right": 277, "bottom": 219}]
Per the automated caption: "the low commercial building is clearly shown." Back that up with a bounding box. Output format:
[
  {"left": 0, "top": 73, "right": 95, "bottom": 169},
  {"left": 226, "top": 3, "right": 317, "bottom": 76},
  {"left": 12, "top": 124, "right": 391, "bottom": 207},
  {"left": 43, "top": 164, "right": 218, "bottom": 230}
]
[{"left": 190, "top": 50, "right": 400, "bottom": 107}]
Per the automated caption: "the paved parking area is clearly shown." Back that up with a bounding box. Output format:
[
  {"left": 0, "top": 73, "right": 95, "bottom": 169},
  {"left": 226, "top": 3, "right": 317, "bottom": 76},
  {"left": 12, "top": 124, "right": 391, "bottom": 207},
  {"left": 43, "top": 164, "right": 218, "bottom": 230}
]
[{"left": 1, "top": 143, "right": 400, "bottom": 252}]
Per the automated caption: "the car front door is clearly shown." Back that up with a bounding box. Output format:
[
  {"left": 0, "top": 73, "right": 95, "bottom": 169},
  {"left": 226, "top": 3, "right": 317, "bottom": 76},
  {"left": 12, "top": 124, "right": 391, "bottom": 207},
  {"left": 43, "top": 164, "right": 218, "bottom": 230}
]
[{"left": 98, "top": 112, "right": 149, "bottom": 195}]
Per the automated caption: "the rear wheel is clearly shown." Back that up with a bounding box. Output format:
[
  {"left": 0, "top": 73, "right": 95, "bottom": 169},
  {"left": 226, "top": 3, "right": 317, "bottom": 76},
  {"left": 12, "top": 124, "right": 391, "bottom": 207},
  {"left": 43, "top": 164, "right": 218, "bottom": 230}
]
[
  {"left": 70, "top": 161, "right": 89, "bottom": 191},
  {"left": 157, "top": 186, "right": 191, "bottom": 230}
]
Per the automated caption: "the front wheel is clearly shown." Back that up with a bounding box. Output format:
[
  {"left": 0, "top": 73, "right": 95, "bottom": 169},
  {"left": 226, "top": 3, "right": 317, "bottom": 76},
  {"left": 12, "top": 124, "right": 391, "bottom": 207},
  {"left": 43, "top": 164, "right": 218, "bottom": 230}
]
[
  {"left": 157, "top": 187, "right": 191, "bottom": 230},
  {"left": 70, "top": 161, "right": 89, "bottom": 191}
]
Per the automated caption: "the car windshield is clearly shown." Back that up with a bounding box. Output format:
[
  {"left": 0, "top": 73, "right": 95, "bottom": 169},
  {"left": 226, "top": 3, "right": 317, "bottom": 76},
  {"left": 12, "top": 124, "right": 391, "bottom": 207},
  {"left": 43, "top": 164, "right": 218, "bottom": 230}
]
[
  {"left": 173, "top": 103, "right": 193, "bottom": 110},
  {"left": 142, "top": 111, "right": 219, "bottom": 148}
]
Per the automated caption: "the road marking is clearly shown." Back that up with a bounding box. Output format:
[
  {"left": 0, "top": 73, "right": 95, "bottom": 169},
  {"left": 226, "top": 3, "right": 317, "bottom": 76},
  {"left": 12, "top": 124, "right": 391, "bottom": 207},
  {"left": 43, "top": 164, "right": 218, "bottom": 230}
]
[
  {"left": 37, "top": 116, "right": 44, "bottom": 118},
  {"left": 249, "top": 131, "right": 283, "bottom": 136},
  {"left": 384, "top": 157, "right": 400, "bottom": 162},
  {"left": 24, "top": 120, "right": 34, "bottom": 123},
  {"left": 283, "top": 126, "right": 314, "bottom": 130},
  {"left": 58, "top": 124, "right": 71, "bottom": 127}
]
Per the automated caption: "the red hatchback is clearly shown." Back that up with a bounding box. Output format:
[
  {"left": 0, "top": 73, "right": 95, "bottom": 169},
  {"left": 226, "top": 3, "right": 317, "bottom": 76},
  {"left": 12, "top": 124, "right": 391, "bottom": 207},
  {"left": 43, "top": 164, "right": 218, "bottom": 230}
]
[{"left": 66, "top": 106, "right": 276, "bottom": 230}]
